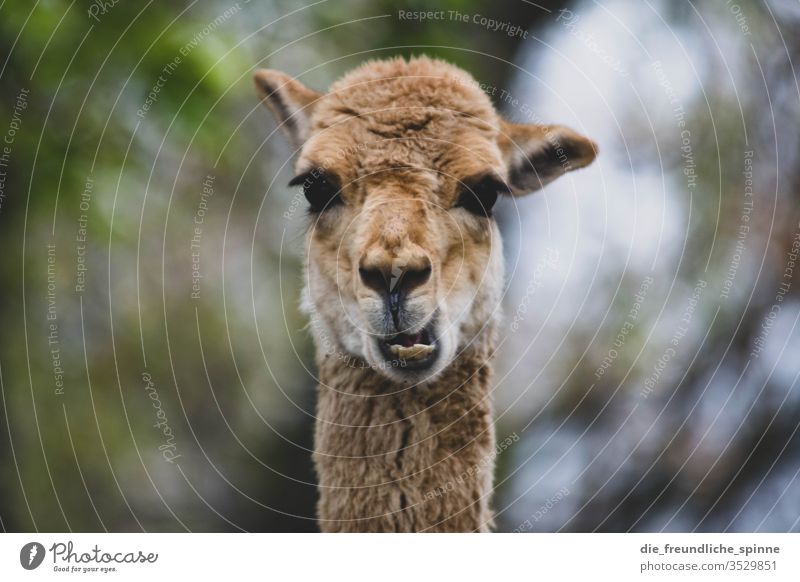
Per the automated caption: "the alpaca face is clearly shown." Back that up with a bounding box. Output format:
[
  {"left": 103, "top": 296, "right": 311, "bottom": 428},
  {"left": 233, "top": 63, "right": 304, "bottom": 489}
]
[{"left": 255, "top": 57, "right": 596, "bottom": 383}]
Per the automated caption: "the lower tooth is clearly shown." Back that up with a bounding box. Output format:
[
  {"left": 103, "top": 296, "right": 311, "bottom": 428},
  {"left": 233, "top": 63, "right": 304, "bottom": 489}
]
[{"left": 392, "top": 343, "right": 434, "bottom": 360}]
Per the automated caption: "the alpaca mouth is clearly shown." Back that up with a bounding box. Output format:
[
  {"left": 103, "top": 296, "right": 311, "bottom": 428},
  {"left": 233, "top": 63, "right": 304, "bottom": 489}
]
[{"left": 378, "top": 325, "right": 438, "bottom": 368}]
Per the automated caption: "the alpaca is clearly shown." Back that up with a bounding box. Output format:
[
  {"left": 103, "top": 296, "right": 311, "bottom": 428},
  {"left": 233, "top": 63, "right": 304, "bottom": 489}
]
[{"left": 254, "top": 56, "right": 596, "bottom": 532}]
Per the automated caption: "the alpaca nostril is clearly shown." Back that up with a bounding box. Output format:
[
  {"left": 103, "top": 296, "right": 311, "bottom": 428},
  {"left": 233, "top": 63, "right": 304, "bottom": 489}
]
[
  {"left": 359, "top": 266, "right": 388, "bottom": 294},
  {"left": 398, "top": 265, "right": 431, "bottom": 295}
]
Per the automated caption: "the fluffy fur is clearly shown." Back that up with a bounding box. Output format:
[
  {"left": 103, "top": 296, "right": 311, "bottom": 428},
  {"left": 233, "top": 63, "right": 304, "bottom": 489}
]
[{"left": 254, "top": 56, "right": 596, "bottom": 532}]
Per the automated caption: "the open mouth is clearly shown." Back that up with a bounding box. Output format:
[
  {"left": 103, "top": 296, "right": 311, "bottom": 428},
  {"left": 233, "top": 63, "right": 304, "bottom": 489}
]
[{"left": 378, "top": 325, "right": 438, "bottom": 368}]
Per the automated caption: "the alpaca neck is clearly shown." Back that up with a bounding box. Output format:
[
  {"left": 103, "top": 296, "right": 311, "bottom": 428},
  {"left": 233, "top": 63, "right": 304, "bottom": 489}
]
[{"left": 313, "top": 348, "right": 496, "bottom": 532}]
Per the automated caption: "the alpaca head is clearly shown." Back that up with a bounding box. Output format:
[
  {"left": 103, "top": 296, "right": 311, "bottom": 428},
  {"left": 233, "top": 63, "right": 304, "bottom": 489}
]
[{"left": 255, "top": 56, "right": 596, "bottom": 383}]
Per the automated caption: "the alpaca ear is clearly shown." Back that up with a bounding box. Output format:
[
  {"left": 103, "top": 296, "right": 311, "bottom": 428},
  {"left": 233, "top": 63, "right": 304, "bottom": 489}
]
[
  {"left": 253, "top": 69, "right": 322, "bottom": 147},
  {"left": 498, "top": 120, "right": 598, "bottom": 195}
]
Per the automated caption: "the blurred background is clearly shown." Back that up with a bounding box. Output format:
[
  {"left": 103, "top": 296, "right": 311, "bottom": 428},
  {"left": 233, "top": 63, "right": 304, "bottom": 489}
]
[{"left": 1, "top": 0, "right": 799, "bottom": 532}]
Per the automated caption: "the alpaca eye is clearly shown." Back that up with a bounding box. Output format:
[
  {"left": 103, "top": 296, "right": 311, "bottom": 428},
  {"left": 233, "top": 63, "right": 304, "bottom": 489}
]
[
  {"left": 455, "top": 176, "right": 510, "bottom": 217},
  {"left": 288, "top": 168, "right": 342, "bottom": 213}
]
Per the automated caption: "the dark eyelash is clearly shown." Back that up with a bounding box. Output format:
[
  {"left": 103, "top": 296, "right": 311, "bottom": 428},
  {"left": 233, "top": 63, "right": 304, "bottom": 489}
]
[
  {"left": 455, "top": 175, "right": 510, "bottom": 217},
  {"left": 288, "top": 168, "right": 342, "bottom": 213}
]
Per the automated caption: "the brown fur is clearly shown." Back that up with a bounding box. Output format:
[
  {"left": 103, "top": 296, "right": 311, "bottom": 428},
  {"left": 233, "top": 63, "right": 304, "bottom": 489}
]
[
  {"left": 314, "top": 347, "right": 495, "bottom": 532},
  {"left": 254, "top": 56, "right": 596, "bottom": 532}
]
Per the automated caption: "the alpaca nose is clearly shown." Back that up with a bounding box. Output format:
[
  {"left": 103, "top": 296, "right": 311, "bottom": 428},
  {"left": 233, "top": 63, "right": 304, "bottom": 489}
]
[
  {"left": 359, "top": 256, "right": 432, "bottom": 328},
  {"left": 359, "top": 259, "right": 432, "bottom": 297}
]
